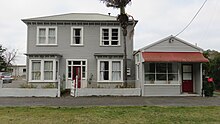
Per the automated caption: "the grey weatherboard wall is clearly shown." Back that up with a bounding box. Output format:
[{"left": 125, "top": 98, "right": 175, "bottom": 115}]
[{"left": 23, "top": 13, "right": 136, "bottom": 88}]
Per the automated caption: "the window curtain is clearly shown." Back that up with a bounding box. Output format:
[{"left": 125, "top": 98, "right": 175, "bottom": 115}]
[
  {"left": 44, "top": 61, "right": 53, "bottom": 80},
  {"left": 48, "top": 28, "right": 56, "bottom": 44},
  {"left": 100, "top": 62, "right": 105, "bottom": 80},
  {"left": 32, "top": 61, "right": 41, "bottom": 80},
  {"left": 39, "top": 29, "right": 46, "bottom": 44},
  {"left": 112, "top": 61, "right": 121, "bottom": 81}
]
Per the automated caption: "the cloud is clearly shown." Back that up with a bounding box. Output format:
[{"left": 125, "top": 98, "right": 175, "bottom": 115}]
[{"left": 0, "top": 0, "right": 220, "bottom": 64}]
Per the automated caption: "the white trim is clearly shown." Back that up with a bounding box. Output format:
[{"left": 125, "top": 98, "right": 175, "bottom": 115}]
[
  {"left": 97, "top": 59, "right": 123, "bottom": 82},
  {"left": 100, "top": 27, "right": 120, "bottom": 46},
  {"left": 36, "top": 26, "right": 57, "bottom": 45},
  {"left": 66, "top": 59, "right": 88, "bottom": 80},
  {"left": 139, "top": 36, "right": 204, "bottom": 52},
  {"left": 71, "top": 26, "right": 84, "bottom": 46},
  {"left": 29, "top": 59, "right": 58, "bottom": 82}
]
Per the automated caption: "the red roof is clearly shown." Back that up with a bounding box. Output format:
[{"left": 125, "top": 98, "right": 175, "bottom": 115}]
[{"left": 142, "top": 52, "right": 209, "bottom": 62}]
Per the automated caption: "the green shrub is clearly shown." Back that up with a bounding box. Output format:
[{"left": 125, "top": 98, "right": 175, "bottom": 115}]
[
  {"left": 204, "top": 80, "right": 215, "bottom": 97},
  {"left": 42, "top": 83, "right": 56, "bottom": 88},
  {"left": 20, "top": 83, "right": 37, "bottom": 88}
]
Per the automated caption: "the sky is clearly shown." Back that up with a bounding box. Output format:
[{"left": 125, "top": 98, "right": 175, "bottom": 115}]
[{"left": 0, "top": 0, "right": 220, "bottom": 65}]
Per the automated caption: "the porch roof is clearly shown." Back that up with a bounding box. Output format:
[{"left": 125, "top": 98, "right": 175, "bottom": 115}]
[{"left": 142, "top": 52, "right": 209, "bottom": 62}]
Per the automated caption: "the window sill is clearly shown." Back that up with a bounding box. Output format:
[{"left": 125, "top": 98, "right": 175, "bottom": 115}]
[
  {"left": 29, "top": 80, "right": 58, "bottom": 83},
  {"left": 97, "top": 80, "right": 123, "bottom": 83},
  {"left": 70, "top": 44, "right": 84, "bottom": 47},
  {"left": 99, "top": 45, "right": 121, "bottom": 47},
  {"left": 36, "top": 44, "right": 58, "bottom": 47}
]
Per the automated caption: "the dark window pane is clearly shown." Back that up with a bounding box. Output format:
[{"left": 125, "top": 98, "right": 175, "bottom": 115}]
[
  {"left": 111, "top": 41, "right": 118, "bottom": 45},
  {"left": 68, "top": 66, "right": 71, "bottom": 78},
  {"left": 156, "top": 63, "right": 166, "bottom": 73},
  {"left": 144, "top": 63, "right": 155, "bottom": 73},
  {"left": 82, "top": 61, "right": 86, "bottom": 65},
  {"left": 156, "top": 74, "right": 166, "bottom": 80},
  {"left": 73, "top": 61, "right": 81, "bottom": 65},
  {"left": 103, "top": 41, "right": 109, "bottom": 45},
  {"left": 68, "top": 61, "right": 72, "bottom": 65},
  {"left": 74, "top": 29, "right": 81, "bottom": 36},
  {"left": 75, "top": 37, "right": 80, "bottom": 44},
  {"left": 168, "top": 63, "right": 178, "bottom": 73},
  {"left": 168, "top": 74, "right": 178, "bottom": 81},
  {"left": 145, "top": 74, "right": 155, "bottom": 81}
]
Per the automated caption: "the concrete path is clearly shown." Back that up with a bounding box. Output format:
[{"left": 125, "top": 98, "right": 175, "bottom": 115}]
[{"left": 0, "top": 96, "right": 220, "bottom": 107}]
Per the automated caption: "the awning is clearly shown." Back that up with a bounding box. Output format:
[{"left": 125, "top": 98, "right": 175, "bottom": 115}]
[{"left": 142, "top": 52, "right": 209, "bottom": 62}]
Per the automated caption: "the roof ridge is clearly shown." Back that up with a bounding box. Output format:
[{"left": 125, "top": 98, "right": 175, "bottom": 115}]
[{"left": 22, "top": 13, "right": 116, "bottom": 21}]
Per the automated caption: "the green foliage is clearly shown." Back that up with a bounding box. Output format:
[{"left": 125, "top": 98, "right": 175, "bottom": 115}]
[
  {"left": 42, "top": 83, "right": 56, "bottom": 88},
  {"left": 0, "top": 45, "right": 7, "bottom": 71},
  {"left": 203, "top": 80, "right": 215, "bottom": 97},
  {"left": 19, "top": 83, "right": 37, "bottom": 88},
  {"left": 203, "top": 50, "right": 220, "bottom": 89}
]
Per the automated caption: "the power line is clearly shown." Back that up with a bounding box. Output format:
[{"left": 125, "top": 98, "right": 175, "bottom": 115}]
[{"left": 175, "top": 0, "right": 208, "bottom": 37}]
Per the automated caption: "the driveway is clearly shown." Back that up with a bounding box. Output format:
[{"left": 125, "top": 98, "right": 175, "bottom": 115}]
[{"left": 0, "top": 96, "right": 219, "bottom": 107}]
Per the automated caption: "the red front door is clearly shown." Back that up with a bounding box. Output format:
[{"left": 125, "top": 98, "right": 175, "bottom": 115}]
[
  {"left": 72, "top": 66, "right": 81, "bottom": 88},
  {"left": 182, "top": 65, "right": 193, "bottom": 92}
]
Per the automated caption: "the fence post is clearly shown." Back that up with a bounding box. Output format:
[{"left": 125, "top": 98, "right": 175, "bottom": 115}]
[
  {"left": 75, "top": 75, "right": 78, "bottom": 97},
  {"left": 57, "top": 75, "right": 61, "bottom": 97},
  {"left": 0, "top": 80, "right": 2, "bottom": 88}
]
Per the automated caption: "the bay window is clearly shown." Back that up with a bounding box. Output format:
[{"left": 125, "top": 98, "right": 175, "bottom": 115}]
[
  {"left": 98, "top": 60, "right": 123, "bottom": 82},
  {"left": 29, "top": 59, "right": 58, "bottom": 82}
]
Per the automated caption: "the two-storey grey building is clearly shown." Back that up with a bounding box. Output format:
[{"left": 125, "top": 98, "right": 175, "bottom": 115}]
[{"left": 22, "top": 13, "right": 136, "bottom": 89}]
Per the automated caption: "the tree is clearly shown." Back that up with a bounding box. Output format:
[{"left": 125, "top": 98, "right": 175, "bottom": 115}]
[
  {"left": 0, "top": 45, "right": 7, "bottom": 71},
  {"left": 3, "top": 48, "right": 18, "bottom": 68},
  {"left": 203, "top": 50, "right": 220, "bottom": 90},
  {"left": 0, "top": 45, "right": 17, "bottom": 72},
  {"left": 100, "top": 0, "right": 133, "bottom": 87}
]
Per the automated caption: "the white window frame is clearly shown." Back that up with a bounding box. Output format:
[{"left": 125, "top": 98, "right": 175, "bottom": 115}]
[
  {"left": 66, "top": 59, "right": 87, "bottom": 80},
  {"left": 71, "top": 26, "right": 84, "bottom": 46},
  {"left": 100, "top": 27, "right": 120, "bottom": 46},
  {"left": 144, "top": 63, "right": 179, "bottom": 84},
  {"left": 29, "top": 59, "right": 58, "bottom": 82},
  {"left": 97, "top": 59, "right": 123, "bottom": 82},
  {"left": 37, "top": 26, "right": 57, "bottom": 45}
]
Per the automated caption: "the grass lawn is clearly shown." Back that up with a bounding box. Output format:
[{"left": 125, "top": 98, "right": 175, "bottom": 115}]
[{"left": 0, "top": 106, "right": 220, "bottom": 124}]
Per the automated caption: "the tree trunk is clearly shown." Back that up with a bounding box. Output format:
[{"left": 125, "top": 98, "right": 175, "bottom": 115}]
[{"left": 123, "top": 28, "right": 127, "bottom": 88}]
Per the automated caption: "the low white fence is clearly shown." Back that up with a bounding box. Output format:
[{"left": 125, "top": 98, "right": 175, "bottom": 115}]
[
  {"left": 74, "top": 88, "right": 141, "bottom": 97},
  {"left": 0, "top": 79, "right": 60, "bottom": 97},
  {"left": 0, "top": 88, "right": 58, "bottom": 97}
]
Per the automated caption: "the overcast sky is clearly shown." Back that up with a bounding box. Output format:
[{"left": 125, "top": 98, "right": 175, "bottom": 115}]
[{"left": 0, "top": 0, "right": 220, "bottom": 65}]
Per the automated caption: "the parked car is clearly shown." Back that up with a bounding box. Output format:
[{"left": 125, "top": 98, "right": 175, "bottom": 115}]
[{"left": 0, "top": 72, "right": 13, "bottom": 83}]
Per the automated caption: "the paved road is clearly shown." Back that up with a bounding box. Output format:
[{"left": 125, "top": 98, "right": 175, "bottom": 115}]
[{"left": 0, "top": 96, "right": 220, "bottom": 107}]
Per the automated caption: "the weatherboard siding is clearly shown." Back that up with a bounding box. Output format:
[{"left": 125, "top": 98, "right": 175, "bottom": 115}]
[
  {"left": 26, "top": 23, "right": 135, "bottom": 85},
  {"left": 143, "top": 39, "right": 201, "bottom": 52}
]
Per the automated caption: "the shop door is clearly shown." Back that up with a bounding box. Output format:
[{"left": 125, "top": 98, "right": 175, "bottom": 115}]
[{"left": 182, "top": 65, "right": 193, "bottom": 92}]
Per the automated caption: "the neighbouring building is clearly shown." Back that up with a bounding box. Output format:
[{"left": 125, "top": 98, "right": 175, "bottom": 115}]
[
  {"left": 22, "top": 13, "right": 137, "bottom": 89},
  {"left": 135, "top": 36, "right": 209, "bottom": 96},
  {"left": 10, "top": 65, "right": 26, "bottom": 79}
]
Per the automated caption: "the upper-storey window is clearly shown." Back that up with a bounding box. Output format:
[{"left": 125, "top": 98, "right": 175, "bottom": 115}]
[
  {"left": 37, "top": 27, "right": 57, "bottom": 45},
  {"left": 100, "top": 27, "right": 120, "bottom": 46},
  {"left": 71, "top": 27, "right": 83, "bottom": 46}
]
